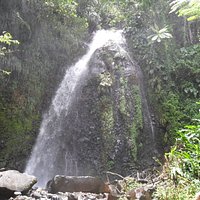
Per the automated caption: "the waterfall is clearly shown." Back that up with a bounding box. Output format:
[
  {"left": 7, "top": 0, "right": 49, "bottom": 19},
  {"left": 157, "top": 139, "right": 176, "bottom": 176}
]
[{"left": 25, "top": 30, "right": 125, "bottom": 187}]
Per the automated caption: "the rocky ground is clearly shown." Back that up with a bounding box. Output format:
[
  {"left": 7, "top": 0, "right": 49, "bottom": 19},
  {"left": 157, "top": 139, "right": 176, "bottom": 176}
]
[
  {"left": 1, "top": 169, "right": 199, "bottom": 200},
  {"left": 0, "top": 169, "right": 152, "bottom": 200},
  {"left": 9, "top": 189, "right": 109, "bottom": 200}
]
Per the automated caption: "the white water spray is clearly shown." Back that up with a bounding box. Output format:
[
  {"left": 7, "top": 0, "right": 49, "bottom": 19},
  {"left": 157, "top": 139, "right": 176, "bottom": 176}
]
[{"left": 25, "top": 30, "right": 125, "bottom": 187}]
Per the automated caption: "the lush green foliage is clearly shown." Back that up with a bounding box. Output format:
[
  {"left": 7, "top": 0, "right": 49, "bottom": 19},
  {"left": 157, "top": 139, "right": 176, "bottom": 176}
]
[
  {"left": 169, "top": 108, "right": 200, "bottom": 180},
  {"left": 0, "top": 32, "right": 19, "bottom": 55},
  {"left": 44, "top": 0, "right": 78, "bottom": 16},
  {"left": 121, "top": 0, "right": 200, "bottom": 145},
  {"left": 154, "top": 104, "right": 200, "bottom": 199},
  {"left": 149, "top": 43, "right": 200, "bottom": 144},
  {"left": 0, "top": 32, "right": 19, "bottom": 74},
  {"left": 170, "top": 0, "right": 200, "bottom": 21},
  {"left": 124, "top": 1, "right": 200, "bottom": 196},
  {"left": 171, "top": 44, "right": 200, "bottom": 98},
  {"left": 154, "top": 178, "right": 200, "bottom": 199},
  {"left": 0, "top": 32, "right": 19, "bottom": 46}
]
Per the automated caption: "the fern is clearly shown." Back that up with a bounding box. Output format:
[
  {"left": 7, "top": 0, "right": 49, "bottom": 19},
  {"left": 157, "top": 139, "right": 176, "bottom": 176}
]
[{"left": 170, "top": 0, "right": 200, "bottom": 21}]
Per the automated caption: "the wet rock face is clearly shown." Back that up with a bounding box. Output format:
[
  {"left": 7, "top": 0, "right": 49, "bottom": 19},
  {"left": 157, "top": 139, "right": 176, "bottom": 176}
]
[
  {"left": 61, "top": 41, "right": 158, "bottom": 177},
  {"left": 0, "top": 170, "right": 37, "bottom": 198},
  {"left": 57, "top": 43, "right": 137, "bottom": 177}
]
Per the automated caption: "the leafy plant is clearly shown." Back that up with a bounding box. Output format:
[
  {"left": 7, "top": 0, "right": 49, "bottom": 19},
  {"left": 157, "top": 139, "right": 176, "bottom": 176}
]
[
  {"left": 170, "top": 0, "right": 200, "bottom": 21},
  {"left": 169, "top": 116, "right": 200, "bottom": 179},
  {"left": 168, "top": 102, "right": 200, "bottom": 180},
  {"left": 154, "top": 103, "right": 200, "bottom": 199},
  {"left": 170, "top": 44, "right": 200, "bottom": 99},
  {"left": 0, "top": 32, "right": 19, "bottom": 75},
  {"left": 181, "top": 82, "right": 199, "bottom": 98},
  {"left": 154, "top": 178, "right": 200, "bottom": 200},
  {"left": 0, "top": 31, "right": 19, "bottom": 56},
  {"left": 148, "top": 25, "right": 173, "bottom": 43},
  {"left": 0, "top": 70, "right": 11, "bottom": 75},
  {"left": 44, "top": 0, "right": 78, "bottom": 17},
  {"left": 0, "top": 32, "right": 19, "bottom": 45}
]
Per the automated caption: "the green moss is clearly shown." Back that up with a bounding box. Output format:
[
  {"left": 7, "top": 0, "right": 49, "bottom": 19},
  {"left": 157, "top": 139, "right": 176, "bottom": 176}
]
[
  {"left": 0, "top": 99, "right": 40, "bottom": 168},
  {"left": 101, "top": 97, "right": 114, "bottom": 146},
  {"left": 130, "top": 123, "right": 137, "bottom": 160},
  {"left": 99, "top": 95, "right": 115, "bottom": 170},
  {"left": 119, "top": 87, "right": 127, "bottom": 115},
  {"left": 119, "top": 76, "right": 129, "bottom": 116},
  {"left": 129, "top": 85, "right": 143, "bottom": 160},
  {"left": 133, "top": 85, "right": 143, "bottom": 129}
]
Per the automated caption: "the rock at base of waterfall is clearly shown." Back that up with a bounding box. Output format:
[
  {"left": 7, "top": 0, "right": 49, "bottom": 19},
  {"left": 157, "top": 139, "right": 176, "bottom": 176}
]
[
  {"left": 0, "top": 170, "right": 37, "bottom": 197},
  {"left": 9, "top": 188, "right": 109, "bottom": 200},
  {"left": 46, "top": 176, "right": 109, "bottom": 194}
]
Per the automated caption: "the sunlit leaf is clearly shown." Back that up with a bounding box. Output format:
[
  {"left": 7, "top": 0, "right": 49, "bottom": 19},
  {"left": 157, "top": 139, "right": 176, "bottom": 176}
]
[
  {"left": 2, "top": 70, "right": 11, "bottom": 75},
  {"left": 151, "top": 35, "right": 158, "bottom": 41}
]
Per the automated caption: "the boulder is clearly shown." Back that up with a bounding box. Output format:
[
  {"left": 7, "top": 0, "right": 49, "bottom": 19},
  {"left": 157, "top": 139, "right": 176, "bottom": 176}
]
[
  {"left": 0, "top": 170, "right": 37, "bottom": 197},
  {"left": 47, "top": 176, "right": 109, "bottom": 194}
]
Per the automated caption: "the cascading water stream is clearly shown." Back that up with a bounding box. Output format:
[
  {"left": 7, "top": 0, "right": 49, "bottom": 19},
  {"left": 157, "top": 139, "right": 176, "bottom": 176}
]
[
  {"left": 25, "top": 30, "right": 125, "bottom": 187},
  {"left": 120, "top": 49, "right": 156, "bottom": 142},
  {"left": 112, "top": 45, "right": 156, "bottom": 162}
]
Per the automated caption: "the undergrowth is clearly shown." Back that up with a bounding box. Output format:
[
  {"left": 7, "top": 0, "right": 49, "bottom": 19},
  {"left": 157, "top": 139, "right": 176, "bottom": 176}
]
[{"left": 154, "top": 102, "right": 200, "bottom": 199}]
